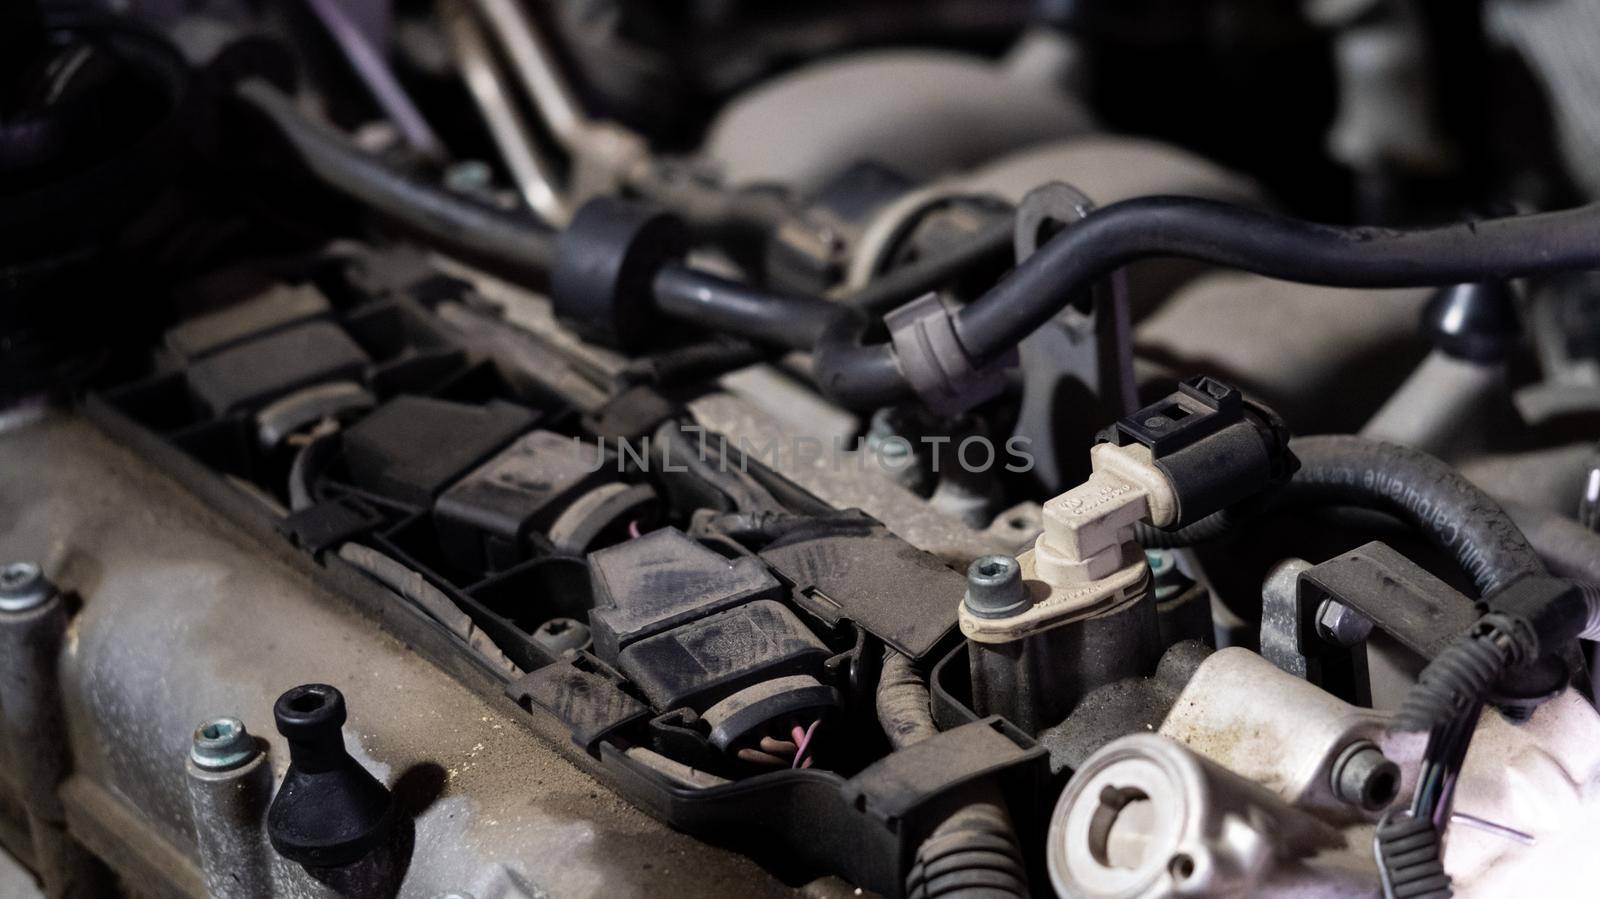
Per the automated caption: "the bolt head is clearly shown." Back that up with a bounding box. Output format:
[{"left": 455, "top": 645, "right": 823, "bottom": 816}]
[
  {"left": 191, "top": 717, "right": 259, "bottom": 771},
  {"left": 964, "top": 555, "right": 1028, "bottom": 619},
  {"left": 1316, "top": 598, "right": 1373, "bottom": 647},
  {"left": 0, "top": 561, "right": 52, "bottom": 612},
  {"left": 532, "top": 616, "right": 590, "bottom": 655}
]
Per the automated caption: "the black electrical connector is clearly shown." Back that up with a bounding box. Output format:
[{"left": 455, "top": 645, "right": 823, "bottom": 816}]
[{"left": 1101, "top": 376, "right": 1297, "bottom": 528}]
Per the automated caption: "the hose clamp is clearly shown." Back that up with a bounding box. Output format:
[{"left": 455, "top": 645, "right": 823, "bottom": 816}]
[{"left": 885, "top": 292, "right": 1015, "bottom": 416}]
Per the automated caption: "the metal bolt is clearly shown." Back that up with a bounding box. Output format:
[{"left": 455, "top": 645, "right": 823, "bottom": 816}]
[
  {"left": 190, "top": 717, "right": 259, "bottom": 772},
  {"left": 1331, "top": 741, "right": 1400, "bottom": 811},
  {"left": 1144, "top": 550, "right": 1193, "bottom": 602},
  {"left": 865, "top": 410, "right": 912, "bottom": 459},
  {"left": 1316, "top": 598, "right": 1374, "bottom": 647},
  {"left": 0, "top": 561, "right": 53, "bottom": 612},
  {"left": 532, "top": 617, "right": 590, "bottom": 655},
  {"left": 964, "top": 555, "right": 1028, "bottom": 619}
]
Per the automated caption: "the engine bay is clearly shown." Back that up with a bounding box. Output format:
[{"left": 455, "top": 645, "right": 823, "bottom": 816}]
[{"left": 6, "top": 2, "right": 1600, "bottom": 897}]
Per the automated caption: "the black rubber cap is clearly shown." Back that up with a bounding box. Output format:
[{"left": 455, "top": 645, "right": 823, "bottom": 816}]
[
  {"left": 550, "top": 197, "right": 690, "bottom": 351},
  {"left": 1423, "top": 281, "right": 1520, "bottom": 362},
  {"left": 267, "top": 684, "right": 395, "bottom": 868}
]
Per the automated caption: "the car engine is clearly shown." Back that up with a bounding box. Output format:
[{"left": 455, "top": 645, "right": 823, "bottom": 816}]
[{"left": 7, "top": 1, "right": 1600, "bottom": 897}]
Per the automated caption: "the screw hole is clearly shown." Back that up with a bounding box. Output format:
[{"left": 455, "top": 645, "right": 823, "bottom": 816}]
[
  {"left": 287, "top": 691, "right": 326, "bottom": 714},
  {"left": 1169, "top": 853, "right": 1196, "bottom": 881},
  {"left": 200, "top": 721, "right": 236, "bottom": 741},
  {"left": 1366, "top": 769, "right": 1399, "bottom": 807}
]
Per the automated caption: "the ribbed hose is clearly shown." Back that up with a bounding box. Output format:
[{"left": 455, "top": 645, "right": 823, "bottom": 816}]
[
  {"left": 1376, "top": 813, "right": 1452, "bottom": 899},
  {"left": 877, "top": 649, "right": 939, "bottom": 750},
  {"left": 905, "top": 799, "right": 1029, "bottom": 899},
  {"left": 1274, "top": 438, "right": 1571, "bottom": 729},
  {"left": 1395, "top": 616, "right": 1519, "bottom": 732},
  {"left": 1582, "top": 583, "right": 1600, "bottom": 640},
  {"left": 879, "top": 653, "right": 1028, "bottom": 897}
]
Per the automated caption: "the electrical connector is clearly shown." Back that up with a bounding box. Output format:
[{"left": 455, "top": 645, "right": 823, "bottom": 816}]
[{"left": 960, "top": 441, "right": 1172, "bottom": 644}]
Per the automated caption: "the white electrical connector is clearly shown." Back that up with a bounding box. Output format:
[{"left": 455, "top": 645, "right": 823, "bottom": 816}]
[{"left": 960, "top": 443, "right": 1177, "bottom": 643}]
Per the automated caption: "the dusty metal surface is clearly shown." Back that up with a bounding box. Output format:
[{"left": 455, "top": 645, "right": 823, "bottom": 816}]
[{"left": 0, "top": 411, "right": 799, "bottom": 898}]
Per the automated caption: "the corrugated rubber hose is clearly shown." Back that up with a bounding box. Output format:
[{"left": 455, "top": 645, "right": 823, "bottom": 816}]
[
  {"left": 878, "top": 650, "right": 1028, "bottom": 898},
  {"left": 905, "top": 798, "right": 1030, "bottom": 899}
]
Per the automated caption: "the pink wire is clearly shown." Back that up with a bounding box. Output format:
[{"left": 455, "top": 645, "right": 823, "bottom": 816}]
[
  {"left": 791, "top": 720, "right": 821, "bottom": 769},
  {"left": 627, "top": 520, "right": 641, "bottom": 539}
]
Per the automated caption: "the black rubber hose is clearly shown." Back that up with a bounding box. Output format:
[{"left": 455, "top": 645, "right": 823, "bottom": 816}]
[
  {"left": 814, "top": 197, "right": 1600, "bottom": 408},
  {"left": 1283, "top": 436, "right": 1543, "bottom": 597},
  {"left": 877, "top": 648, "right": 939, "bottom": 750},
  {"left": 652, "top": 264, "right": 836, "bottom": 351},
  {"left": 1136, "top": 437, "right": 1545, "bottom": 597},
  {"left": 1133, "top": 508, "right": 1238, "bottom": 548},
  {"left": 846, "top": 217, "right": 1016, "bottom": 316},
  {"left": 955, "top": 195, "right": 1600, "bottom": 363},
  {"left": 812, "top": 306, "right": 918, "bottom": 408},
  {"left": 1504, "top": 502, "right": 1600, "bottom": 584},
  {"left": 234, "top": 79, "right": 557, "bottom": 285}
]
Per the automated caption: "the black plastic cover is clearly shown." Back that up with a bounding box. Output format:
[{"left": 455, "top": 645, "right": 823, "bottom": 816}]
[
  {"left": 508, "top": 653, "right": 652, "bottom": 754},
  {"left": 759, "top": 516, "right": 962, "bottom": 662},
  {"left": 433, "top": 430, "right": 613, "bottom": 570},
  {"left": 587, "top": 527, "right": 782, "bottom": 663},
  {"left": 165, "top": 283, "right": 331, "bottom": 360},
  {"left": 340, "top": 395, "right": 536, "bottom": 508},
  {"left": 279, "top": 497, "right": 386, "bottom": 555},
  {"left": 617, "top": 599, "right": 829, "bottom": 711},
  {"left": 186, "top": 321, "right": 368, "bottom": 416}
]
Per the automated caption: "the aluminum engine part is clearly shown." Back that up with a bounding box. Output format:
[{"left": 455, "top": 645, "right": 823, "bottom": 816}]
[
  {"left": 1158, "top": 647, "right": 1412, "bottom": 822},
  {"left": 1140, "top": 647, "right": 1600, "bottom": 896},
  {"left": 702, "top": 49, "right": 1093, "bottom": 195},
  {"left": 0, "top": 412, "right": 797, "bottom": 898},
  {"left": 1046, "top": 733, "right": 1343, "bottom": 899}
]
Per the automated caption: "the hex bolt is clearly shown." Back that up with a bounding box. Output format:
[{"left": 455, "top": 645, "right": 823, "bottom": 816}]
[
  {"left": 1316, "top": 598, "right": 1374, "bottom": 647},
  {"left": 0, "top": 561, "right": 53, "bottom": 612},
  {"left": 964, "top": 555, "right": 1028, "bottom": 619},
  {"left": 191, "top": 717, "right": 260, "bottom": 772},
  {"left": 1331, "top": 741, "right": 1400, "bottom": 811}
]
